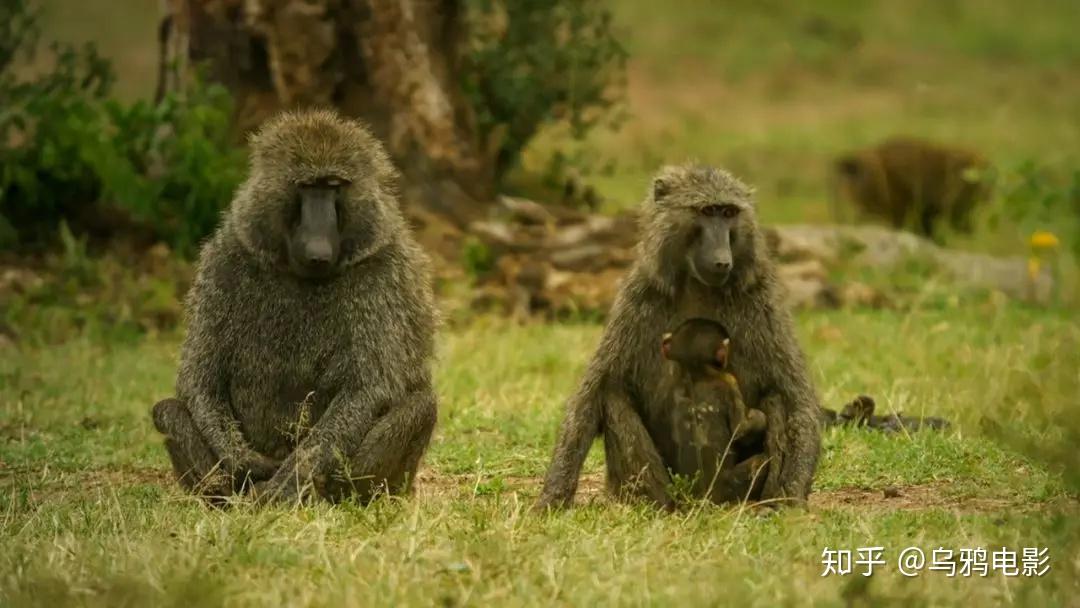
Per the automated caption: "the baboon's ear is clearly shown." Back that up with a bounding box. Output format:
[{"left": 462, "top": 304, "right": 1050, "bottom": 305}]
[
  {"left": 652, "top": 176, "right": 672, "bottom": 200},
  {"left": 653, "top": 165, "right": 689, "bottom": 200}
]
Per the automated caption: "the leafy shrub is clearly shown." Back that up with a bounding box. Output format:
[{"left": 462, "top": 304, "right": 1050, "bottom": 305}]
[
  {"left": 993, "top": 162, "right": 1080, "bottom": 258},
  {"left": 102, "top": 80, "right": 245, "bottom": 254},
  {"left": 0, "top": 1, "right": 244, "bottom": 254},
  {"left": 462, "top": 0, "right": 627, "bottom": 180}
]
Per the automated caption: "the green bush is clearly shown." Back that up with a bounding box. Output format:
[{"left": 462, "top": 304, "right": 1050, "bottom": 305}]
[
  {"left": 462, "top": 0, "right": 627, "bottom": 180},
  {"left": 994, "top": 162, "right": 1080, "bottom": 257},
  {"left": 0, "top": 0, "right": 244, "bottom": 254}
]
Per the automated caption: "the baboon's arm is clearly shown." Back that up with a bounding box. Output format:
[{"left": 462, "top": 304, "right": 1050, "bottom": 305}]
[
  {"left": 757, "top": 316, "right": 822, "bottom": 506},
  {"left": 184, "top": 392, "right": 278, "bottom": 478},
  {"left": 535, "top": 382, "right": 604, "bottom": 510},
  {"left": 177, "top": 277, "right": 275, "bottom": 478},
  {"left": 259, "top": 291, "right": 435, "bottom": 503},
  {"left": 602, "top": 389, "right": 674, "bottom": 509},
  {"left": 257, "top": 386, "right": 383, "bottom": 503}
]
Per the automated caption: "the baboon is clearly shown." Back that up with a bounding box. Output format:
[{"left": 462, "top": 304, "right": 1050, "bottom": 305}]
[
  {"left": 820, "top": 395, "right": 950, "bottom": 433},
  {"left": 536, "top": 164, "right": 822, "bottom": 510},
  {"left": 833, "top": 136, "right": 991, "bottom": 238},
  {"left": 662, "top": 318, "right": 768, "bottom": 503},
  {"left": 151, "top": 109, "right": 438, "bottom": 505}
]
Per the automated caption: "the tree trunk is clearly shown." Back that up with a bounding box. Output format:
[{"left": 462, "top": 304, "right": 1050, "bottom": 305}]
[{"left": 160, "top": 0, "right": 494, "bottom": 225}]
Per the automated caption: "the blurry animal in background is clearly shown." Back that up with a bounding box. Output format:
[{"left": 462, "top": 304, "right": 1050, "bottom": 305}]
[
  {"left": 662, "top": 318, "right": 769, "bottom": 503},
  {"left": 832, "top": 137, "right": 991, "bottom": 239},
  {"left": 820, "top": 395, "right": 951, "bottom": 433},
  {"left": 152, "top": 109, "right": 438, "bottom": 505}
]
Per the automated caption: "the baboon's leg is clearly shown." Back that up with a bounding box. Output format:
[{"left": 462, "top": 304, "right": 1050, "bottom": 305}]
[
  {"left": 151, "top": 398, "right": 233, "bottom": 500},
  {"left": 708, "top": 453, "right": 769, "bottom": 504},
  {"left": 317, "top": 390, "right": 437, "bottom": 504},
  {"left": 602, "top": 394, "right": 674, "bottom": 509},
  {"left": 733, "top": 408, "right": 766, "bottom": 441}
]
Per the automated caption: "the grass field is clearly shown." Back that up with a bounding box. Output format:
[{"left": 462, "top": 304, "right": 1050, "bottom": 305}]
[
  {"left": 2, "top": 308, "right": 1078, "bottom": 605},
  {"left": 4, "top": 0, "right": 1079, "bottom": 606}
]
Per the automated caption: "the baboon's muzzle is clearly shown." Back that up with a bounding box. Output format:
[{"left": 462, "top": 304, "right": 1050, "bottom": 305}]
[{"left": 293, "top": 185, "right": 341, "bottom": 278}]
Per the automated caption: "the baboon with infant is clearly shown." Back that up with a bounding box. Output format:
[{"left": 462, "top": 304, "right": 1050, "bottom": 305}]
[
  {"left": 834, "top": 136, "right": 991, "bottom": 238},
  {"left": 662, "top": 318, "right": 769, "bottom": 503},
  {"left": 537, "top": 164, "right": 822, "bottom": 510},
  {"left": 152, "top": 109, "right": 438, "bottom": 505}
]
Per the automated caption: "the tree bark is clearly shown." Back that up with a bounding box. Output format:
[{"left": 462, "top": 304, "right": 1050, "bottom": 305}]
[{"left": 160, "top": 0, "right": 493, "bottom": 225}]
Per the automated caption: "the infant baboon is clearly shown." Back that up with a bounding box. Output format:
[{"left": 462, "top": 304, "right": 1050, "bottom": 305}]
[
  {"left": 151, "top": 109, "right": 438, "bottom": 505},
  {"left": 820, "top": 395, "right": 950, "bottom": 433},
  {"left": 833, "top": 136, "right": 991, "bottom": 238},
  {"left": 662, "top": 318, "right": 768, "bottom": 502},
  {"left": 537, "top": 164, "right": 822, "bottom": 511}
]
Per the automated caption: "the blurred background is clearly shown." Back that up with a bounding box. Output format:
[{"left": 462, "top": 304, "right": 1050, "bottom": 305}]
[{"left": 2, "top": 0, "right": 1079, "bottom": 336}]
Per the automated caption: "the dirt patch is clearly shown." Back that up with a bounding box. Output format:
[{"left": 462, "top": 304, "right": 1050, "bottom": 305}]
[
  {"left": 0, "top": 463, "right": 173, "bottom": 504},
  {"left": 414, "top": 470, "right": 1072, "bottom": 514},
  {"left": 810, "top": 482, "right": 1022, "bottom": 513},
  {"left": 413, "top": 470, "right": 606, "bottom": 501},
  {"left": 6, "top": 465, "right": 1072, "bottom": 515}
]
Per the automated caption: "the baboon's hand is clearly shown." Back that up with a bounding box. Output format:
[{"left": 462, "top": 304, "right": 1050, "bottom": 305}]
[
  {"left": 247, "top": 453, "right": 283, "bottom": 480},
  {"left": 252, "top": 475, "right": 301, "bottom": 507},
  {"left": 227, "top": 450, "right": 282, "bottom": 482}
]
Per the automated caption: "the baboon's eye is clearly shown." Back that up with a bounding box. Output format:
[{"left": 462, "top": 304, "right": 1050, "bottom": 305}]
[{"left": 700, "top": 204, "right": 740, "bottom": 218}]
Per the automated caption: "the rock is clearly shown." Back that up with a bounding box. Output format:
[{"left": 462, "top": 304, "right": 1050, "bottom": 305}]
[
  {"left": 498, "top": 195, "right": 556, "bottom": 226},
  {"left": 839, "top": 281, "right": 890, "bottom": 309},
  {"left": 783, "top": 276, "right": 839, "bottom": 310},
  {"left": 447, "top": 207, "right": 1055, "bottom": 318},
  {"left": 772, "top": 224, "right": 1051, "bottom": 302}
]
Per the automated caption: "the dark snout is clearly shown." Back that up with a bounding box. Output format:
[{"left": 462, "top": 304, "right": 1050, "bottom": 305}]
[
  {"left": 691, "top": 221, "right": 734, "bottom": 286},
  {"left": 293, "top": 186, "right": 341, "bottom": 277}
]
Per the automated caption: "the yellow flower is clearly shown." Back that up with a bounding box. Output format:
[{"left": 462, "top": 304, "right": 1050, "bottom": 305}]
[{"left": 1029, "top": 231, "right": 1060, "bottom": 250}]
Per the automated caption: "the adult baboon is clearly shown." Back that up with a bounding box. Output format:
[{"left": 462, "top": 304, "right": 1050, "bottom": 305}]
[
  {"left": 536, "top": 165, "right": 822, "bottom": 510},
  {"left": 152, "top": 109, "right": 438, "bottom": 505},
  {"left": 833, "top": 136, "right": 991, "bottom": 238}
]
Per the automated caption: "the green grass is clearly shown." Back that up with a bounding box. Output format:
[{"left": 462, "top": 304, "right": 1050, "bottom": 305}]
[{"left": 2, "top": 304, "right": 1078, "bottom": 606}]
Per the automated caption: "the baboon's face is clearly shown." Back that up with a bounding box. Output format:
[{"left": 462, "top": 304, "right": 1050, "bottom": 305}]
[
  {"left": 648, "top": 166, "right": 757, "bottom": 290},
  {"left": 236, "top": 110, "right": 402, "bottom": 278},
  {"left": 834, "top": 156, "right": 870, "bottom": 205},
  {"left": 661, "top": 319, "right": 731, "bottom": 372},
  {"left": 686, "top": 202, "right": 746, "bottom": 288},
  {"left": 286, "top": 175, "right": 348, "bottom": 279}
]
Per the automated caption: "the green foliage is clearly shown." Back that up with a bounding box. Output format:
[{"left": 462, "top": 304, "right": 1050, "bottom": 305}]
[
  {"left": 990, "top": 162, "right": 1080, "bottom": 257},
  {"left": 0, "top": 2, "right": 244, "bottom": 254},
  {"left": 101, "top": 79, "right": 246, "bottom": 254},
  {"left": 0, "top": 37, "right": 115, "bottom": 244},
  {"left": 462, "top": 0, "right": 627, "bottom": 180},
  {"left": 460, "top": 235, "right": 496, "bottom": 280},
  {"left": 0, "top": 0, "right": 40, "bottom": 72}
]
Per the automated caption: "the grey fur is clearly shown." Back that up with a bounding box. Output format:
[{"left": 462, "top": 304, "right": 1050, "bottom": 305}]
[
  {"left": 152, "top": 109, "right": 438, "bottom": 505},
  {"left": 536, "top": 164, "right": 822, "bottom": 509}
]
